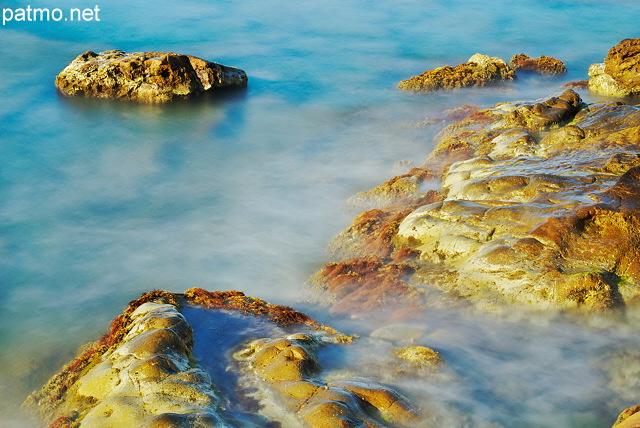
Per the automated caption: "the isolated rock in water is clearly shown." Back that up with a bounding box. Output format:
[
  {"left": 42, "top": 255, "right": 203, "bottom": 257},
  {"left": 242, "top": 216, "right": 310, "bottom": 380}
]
[
  {"left": 306, "top": 89, "right": 640, "bottom": 315},
  {"left": 398, "top": 53, "right": 516, "bottom": 92},
  {"left": 509, "top": 53, "right": 567, "bottom": 75},
  {"left": 55, "top": 50, "right": 248, "bottom": 103},
  {"left": 589, "top": 39, "right": 640, "bottom": 97},
  {"left": 24, "top": 289, "right": 422, "bottom": 427}
]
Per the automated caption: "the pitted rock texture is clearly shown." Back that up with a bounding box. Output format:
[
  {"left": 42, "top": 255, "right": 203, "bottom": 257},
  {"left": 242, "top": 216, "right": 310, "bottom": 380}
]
[
  {"left": 234, "top": 334, "right": 423, "bottom": 427},
  {"left": 398, "top": 53, "right": 516, "bottom": 92},
  {"left": 27, "top": 300, "right": 234, "bottom": 428},
  {"left": 589, "top": 39, "right": 640, "bottom": 97},
  {"left": 307, "top": 89, "right": 640, "bottom": 315},
  {"left": 509, "top": 54, "right": 567, "bottom": 75},
  {"left": 25, "top": 289, "right": 421, "bottom": 427},
  {"left": 55, "top": 50, "right": 248, "bottom": 103}
]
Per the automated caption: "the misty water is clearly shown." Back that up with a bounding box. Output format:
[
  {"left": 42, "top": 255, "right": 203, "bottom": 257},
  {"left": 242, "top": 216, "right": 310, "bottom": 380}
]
[{"left": 2, "top": 0, "right": 640, "bottom": 426}]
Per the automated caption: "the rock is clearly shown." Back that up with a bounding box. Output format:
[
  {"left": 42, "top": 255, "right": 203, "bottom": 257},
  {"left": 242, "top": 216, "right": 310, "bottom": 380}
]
[
  {"left": 563, "top": 80, "right": 589, "bottom": 89},
  {"left": 588, "top": 39, "right": 640, "bottom": 97},
  {"left": 398, "top": 53, "right": 516, "bottom": 92},
  {"left": 442, "top": 104, "right": 480, "bottom": 121},
  {"left": 234, "top": 334, "right": 423, "bottom": 427},
  {"left": 370, "top": 323, "right": 428, "bottom": 342},
  {"left": 613, "top": 405, "right": 640, "bottom": 428},
  {"left": 394, "top": 346, "right": 443, "bottom": 368},
  {"left": 55, "top": 50, "right": 247, "bottom": 103},
  {"left": 604, "top": 39, "right": 640, "bottom": 91},
  {"left": 25, "top": 294, "right": 236, "bottom": 428},
  {"left": 24, "top": 289, "right": 423, "bottom": 427},
  {"left": 588, "top": 63, "right": 632, "bottom": 98},
  {"left": 306, "top": 89, "right": 640, "bottom": 315},
  {"left": 345, "top": 167, "right": 441, "bottom": 211},
  {"left": 509, "top": 54, "right": 567, "bottom": 75}
]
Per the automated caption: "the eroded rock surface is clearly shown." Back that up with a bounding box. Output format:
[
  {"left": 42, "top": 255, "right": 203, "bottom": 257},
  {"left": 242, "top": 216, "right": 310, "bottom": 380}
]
[
  {"left": 306, "top": 89, "right": 640, "bottom": 316},
  {"left": 589, "top": 39, "right": 640, "bottom": 97},
  {"left": 25, "top": 289, "right": 422, "bottom": 427},
  {"left": 398, "top": 54, "right": 516, "bottom": 92},
  {"left": 234, "top": 334, "right": 423, "bottom": 427},
  {"left": 55, "top": 50, "right": 248, "bottom": 103}
]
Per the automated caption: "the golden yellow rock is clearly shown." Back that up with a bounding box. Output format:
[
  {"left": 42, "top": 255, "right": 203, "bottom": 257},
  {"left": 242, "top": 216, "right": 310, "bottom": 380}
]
[{"left": 394, "top": 345, "right": 443, "bottom": 368}]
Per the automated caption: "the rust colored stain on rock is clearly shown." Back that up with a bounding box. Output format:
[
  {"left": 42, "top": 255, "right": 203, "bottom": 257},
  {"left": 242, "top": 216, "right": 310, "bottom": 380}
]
[
  {"left": 509, "top": 53, "right": 567, "bottom": 75},
  {"left": 307, "top": 87, "right": 640, "bottom": 315}
]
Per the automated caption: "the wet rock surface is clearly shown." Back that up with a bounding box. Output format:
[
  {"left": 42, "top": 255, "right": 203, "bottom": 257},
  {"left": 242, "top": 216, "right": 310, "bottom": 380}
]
[
  {"left": 234, "top": 334, "right": 423, "bottom": 427},
  {"left": 398, "top": 53, "right": 516, "bottom": 92},
  {"left": 25, "top": 289, "right": 423, "bottom": 427},
  {"left": 306, "top": 89, "right": 640, "bottom": 315},
  {"left": 55, "top": 50, "right": 248, "bottom": 103},
  {"left": 589, "top": 39, "right": 640, "bottom": 97}
]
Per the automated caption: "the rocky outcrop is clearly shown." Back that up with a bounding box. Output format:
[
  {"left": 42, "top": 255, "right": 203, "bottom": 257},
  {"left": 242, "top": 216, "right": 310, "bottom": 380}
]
[
  {"left": 55, "top": 50, "right": 248, "bottom": 103},
  {"left": 306, "top": 89, "right": 640, "bottom": 315},
  {"left": 25, "top": 289, "right": 422, "bottom": 427},
  {"left": 398, "top": 54, "right": 516, "bottom": 92},
  {"left": 509, "top": 53, "right": 567, "bottom": 75},
  {"left": 234, "top": 335, "right": 422, "bottom": 427},
  {"left": 613, "top": 406, "right": 640, "bottom": 428},
  {"left": 589, "top": 39, "right": 640, "bottom": 97}
]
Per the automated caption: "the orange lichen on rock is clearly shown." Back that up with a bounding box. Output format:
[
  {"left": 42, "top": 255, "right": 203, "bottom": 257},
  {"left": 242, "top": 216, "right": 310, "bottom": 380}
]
[
  {"left": 183, "top": 287, "right": 339, "bottom": 334},
  {"left": 308, "top": 88, "right": 640, "bottom": 316},
  {"left": 614, "top": 405, "right": 640, "bottom": 428},
  {"left": 398, "top": 53, "right": 516, "bottom": 92},
  {"left": 48, "top": 414, "right": 78, "bottom": 428},
  {"left": 307, "top": 257, "right": 423, "bottom": 316},
  {"left": 509, "top": 53, "right": 567, "bottom": 75}
]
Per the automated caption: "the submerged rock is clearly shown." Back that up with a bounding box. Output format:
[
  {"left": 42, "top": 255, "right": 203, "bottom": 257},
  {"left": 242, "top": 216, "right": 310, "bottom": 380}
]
[
  {"left": 509, "top": 53, "right": 567, "bottom": 75},
  {"left": 589, "top": 39, "right": 640, "bottom": 97},
  {"left": 394, "top": 346, "right": 442, "bottom": 369},
  {"left": 398, "top": 54, "right": 516, "bottom": 92},
  {"left": 55, "top": 50, "right": 248, "bottom": 103},
  {"left": 25, "top": 289, "right": 423, "bottom": 427},
  {"left": 234, "top": 334, "right": 422, "bottom": 427},
  {"left": 306, "top": 89, "right": 640, "bottom": 315}
]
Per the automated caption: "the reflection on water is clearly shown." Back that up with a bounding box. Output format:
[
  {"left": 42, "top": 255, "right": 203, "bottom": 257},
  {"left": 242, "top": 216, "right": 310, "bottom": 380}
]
[{"left": 3, "top": 0, "right": 640, "bottom": 426}]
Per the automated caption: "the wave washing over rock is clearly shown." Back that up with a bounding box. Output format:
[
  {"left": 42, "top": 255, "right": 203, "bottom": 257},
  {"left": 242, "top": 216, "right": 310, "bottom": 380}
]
[
  {"left": 55, "top": 50, "right": 248, "bottom": 103},
  {"left": 307, "top": 88, "right": 640, "bottom": 316},
  {"left": 24, "top": 289, "right": 423, "bottom": 427}
]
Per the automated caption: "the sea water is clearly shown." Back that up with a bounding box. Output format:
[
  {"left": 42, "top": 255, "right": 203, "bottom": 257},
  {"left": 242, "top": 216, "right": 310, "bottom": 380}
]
[{"left": 2, "top": 0, "right": 640, "bottom": 426}]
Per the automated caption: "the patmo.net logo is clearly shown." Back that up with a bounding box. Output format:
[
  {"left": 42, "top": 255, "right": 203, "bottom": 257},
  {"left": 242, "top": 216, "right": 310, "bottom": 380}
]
[{"left": 3, "top": 5, "right": 100, "bottom": 25}]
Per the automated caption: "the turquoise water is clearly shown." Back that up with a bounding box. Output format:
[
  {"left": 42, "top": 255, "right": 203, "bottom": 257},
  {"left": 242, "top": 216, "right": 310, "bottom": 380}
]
[{"left": 2, "top": 0, "right": 640, "bottom": 426}]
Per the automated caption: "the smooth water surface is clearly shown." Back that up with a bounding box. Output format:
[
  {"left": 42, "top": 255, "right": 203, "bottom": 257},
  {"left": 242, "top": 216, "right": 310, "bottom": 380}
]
[{"left": 2, "top": 0, "right": 640, "bottom": 426}]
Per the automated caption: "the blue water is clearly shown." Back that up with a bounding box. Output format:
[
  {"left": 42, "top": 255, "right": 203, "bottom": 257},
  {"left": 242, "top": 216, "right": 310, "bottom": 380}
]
[{"left": 2, "top": 0, "right": 640, "bottom": 426}]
